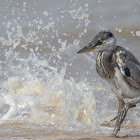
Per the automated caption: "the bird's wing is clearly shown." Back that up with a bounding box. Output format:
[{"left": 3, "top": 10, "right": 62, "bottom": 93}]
[{"left": 114, "top": 46, "right": 140, "bottom": 89}]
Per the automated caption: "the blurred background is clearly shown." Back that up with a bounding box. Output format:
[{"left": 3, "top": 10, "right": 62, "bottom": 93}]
[{"left": 0, "top": 0, "right": 139, "bottom": 139}]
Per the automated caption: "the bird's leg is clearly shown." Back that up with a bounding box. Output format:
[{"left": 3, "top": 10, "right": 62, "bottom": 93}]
[
  {"left": 111, "top": 98, "right": 125, "bottom": 137},
  {"left": 112, "top": 96, "right": 140, "bottom": 137},
  {"left": 111, "top": 98, "right": 125, "bottom": 122},
  {"left": 117, "top": 96, "right": 140, "bottom": 128}
]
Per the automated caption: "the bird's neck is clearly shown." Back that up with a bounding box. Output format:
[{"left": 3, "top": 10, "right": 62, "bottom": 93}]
[
  {"left": 96, "top": 37, "right": 117, "bottom": 53},
  {"left": 102, "top": 44, "right": 117, "bottom": 53},
  {"left": 103, "top": 37, "right": 117, "bottom": 52}
]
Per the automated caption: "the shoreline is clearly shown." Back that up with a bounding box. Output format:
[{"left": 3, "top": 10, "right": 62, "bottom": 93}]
[{"left": 0, "top": 131, "right": 139, "bottom": 140}]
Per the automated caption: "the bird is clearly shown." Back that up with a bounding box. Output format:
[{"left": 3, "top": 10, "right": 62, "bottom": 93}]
[{"left": 77, "top": 30, "right": 140, "bottom": 137}]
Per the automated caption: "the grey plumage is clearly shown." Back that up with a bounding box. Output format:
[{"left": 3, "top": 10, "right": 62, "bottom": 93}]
[{"left": 77, "top": 30, "right": 140, "bottom": 137}]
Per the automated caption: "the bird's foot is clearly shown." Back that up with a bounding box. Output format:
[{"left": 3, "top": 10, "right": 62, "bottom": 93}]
[
  {"left": 110, "top": 134, "right": 117, "bottom": 138},
  {"left": 110, "top": 134, "right": 129, "bottom": 138}
]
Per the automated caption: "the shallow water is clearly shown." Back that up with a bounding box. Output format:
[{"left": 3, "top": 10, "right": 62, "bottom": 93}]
[{"left": 0, "top": 0, "right": 140, "bottom": 139}]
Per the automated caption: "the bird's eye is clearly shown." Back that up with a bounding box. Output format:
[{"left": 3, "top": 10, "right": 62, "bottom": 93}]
[{"left": 97, "top": 39, "right": 103, "bottom": 45}]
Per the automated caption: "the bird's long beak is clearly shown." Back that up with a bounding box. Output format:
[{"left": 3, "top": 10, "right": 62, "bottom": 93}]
[{"left": 77, "top": 41, "right": 96, "bottom": 54}]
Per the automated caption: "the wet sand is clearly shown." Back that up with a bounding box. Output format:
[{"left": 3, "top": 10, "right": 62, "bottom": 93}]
[
  {"left": 23, "top": 136, "right": 140, "bottom": 140},
  {"left": 0, "top": 128, "right": 139, "bottom": 140},
  {"left": 1, "top": 134, "right": 139, "bottom": 140},
  {"left": 0, "top": 121, "right": 139, "bottom": 140},
  {"left": 32, "top": 133, "right": 140, "bottom": 140}
]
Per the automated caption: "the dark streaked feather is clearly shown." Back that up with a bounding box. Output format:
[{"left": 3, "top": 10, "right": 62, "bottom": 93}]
[
  {"left": 114, "top": 46, "right": 140, "bottom": 89},
  {"left": 124, "top": 67, "right": 130, "bottom": 77}
]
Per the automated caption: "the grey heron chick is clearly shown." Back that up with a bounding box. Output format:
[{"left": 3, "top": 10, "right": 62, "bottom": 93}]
[{"left": 77, "top": 30, "right": 140, "bottom": 137}]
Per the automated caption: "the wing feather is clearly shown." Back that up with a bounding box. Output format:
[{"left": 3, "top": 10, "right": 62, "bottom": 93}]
[{"left": 114, "top": 46, "right": 140, "bottom": 90}]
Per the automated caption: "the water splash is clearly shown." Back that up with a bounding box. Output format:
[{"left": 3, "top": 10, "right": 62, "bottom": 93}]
[{"left": 0, "top": 1, "right": 139, "bottom": 137}]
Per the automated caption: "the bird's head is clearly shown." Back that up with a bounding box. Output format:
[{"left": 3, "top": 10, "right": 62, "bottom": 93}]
[{"left": 77, "top": 31, "right": 116, "bottom": 54}]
